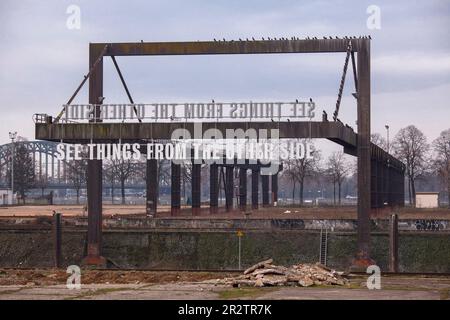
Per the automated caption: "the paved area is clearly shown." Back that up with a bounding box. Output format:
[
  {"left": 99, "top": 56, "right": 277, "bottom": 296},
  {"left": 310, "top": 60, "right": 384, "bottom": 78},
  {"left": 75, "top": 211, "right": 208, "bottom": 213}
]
[{"left": 0, "top": 274, "right": 448, "bottom": 300}]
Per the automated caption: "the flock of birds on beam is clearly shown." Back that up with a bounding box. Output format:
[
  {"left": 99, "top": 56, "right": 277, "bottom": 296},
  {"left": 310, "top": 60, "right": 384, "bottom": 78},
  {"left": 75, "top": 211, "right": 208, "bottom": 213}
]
[{"left": 211, "top": 35, "right": 371, "bottom": 42}]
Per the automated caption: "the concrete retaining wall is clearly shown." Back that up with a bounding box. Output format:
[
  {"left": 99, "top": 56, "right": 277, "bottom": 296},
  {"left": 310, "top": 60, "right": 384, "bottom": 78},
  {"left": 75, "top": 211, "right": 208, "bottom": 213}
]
[{"left": 0, "top": 229, "right": 448, "bottom": 273}]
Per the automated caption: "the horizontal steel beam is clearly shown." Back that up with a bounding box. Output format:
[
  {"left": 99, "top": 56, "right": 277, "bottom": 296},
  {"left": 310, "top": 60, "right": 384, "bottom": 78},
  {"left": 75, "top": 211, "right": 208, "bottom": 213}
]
[
  {"left": 94, "top": 39, "right": 367, "bottom": 57},
  {"left": 36, "top": 121, "right": 357, "bottom": 148}
]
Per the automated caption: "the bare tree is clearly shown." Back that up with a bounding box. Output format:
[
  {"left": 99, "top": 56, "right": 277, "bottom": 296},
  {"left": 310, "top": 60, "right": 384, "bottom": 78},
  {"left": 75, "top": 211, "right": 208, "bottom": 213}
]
[
  {"left": 432, "top": 129, "right": 450, "bottom": 208},
  {"left": 371, "top": 133, "right": 387, "bottom": 151},
  {"left": 108, "top": 158, "right": 136, "bottom": 204},
  {"left": 34, "top": 174, "right": 49, "bottom": 197},
  {"left": 66, "top": 158, "right": 88, "bottom": 204},
  {"left": 393, "top": 125, "right": 429, "bottom": 206},
  {"left": 326, "top": 151, "right": 351, "bottom": 205},
  {"left": 104, "top": 160, "right": 118, "bottom": 204},
  {"left": 8, "top": 144, "right": 35, "bottom": 203},
  {"left": 283, "top": 142, "right": 321, "bottom": 205}
]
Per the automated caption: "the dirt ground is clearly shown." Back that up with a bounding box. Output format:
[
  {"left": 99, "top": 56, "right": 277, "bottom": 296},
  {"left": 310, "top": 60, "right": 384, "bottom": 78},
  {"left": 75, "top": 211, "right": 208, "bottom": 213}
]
[
  {"left": 1, "top": 204, "right": 449, "bottom": 219},
  {"left": 0, "top": 269, "right": 448, "bottom": 300}
]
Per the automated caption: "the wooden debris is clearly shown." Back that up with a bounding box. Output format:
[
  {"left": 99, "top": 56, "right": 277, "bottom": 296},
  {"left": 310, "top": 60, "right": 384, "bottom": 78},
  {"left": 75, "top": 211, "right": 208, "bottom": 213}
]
[
  {"left": 243, "top": 258, "right": 273, "bottom": 275},
  {"left": 213, "top": 259, "right": 349, "bottom": 288}
]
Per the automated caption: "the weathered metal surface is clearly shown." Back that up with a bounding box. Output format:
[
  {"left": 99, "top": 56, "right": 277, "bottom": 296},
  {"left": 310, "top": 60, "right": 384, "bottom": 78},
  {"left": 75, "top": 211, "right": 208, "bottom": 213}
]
[
  {"left": 355, "top": 39, "right": 371, "bottom": 263},
  {"left": 36, "top": 121, "right": 357, "bottom": 148},
  {"left": 271, "top": 172, "right": 278, "bottom": 204},
  {"left": 85, "top": 45, "right": 105, "bottom": 265},
  {"left": 225, "top": 166, "right": 234, "bottom": 211},
  {"left": 146, "top": 159, "right": 158, "bottom": 215},
  {"left": 191, "top": 162, "right": 201, "bottom": 215},
  {"left": 209, "top": 164, "right": 218, "bottom": 214},
  {"left": 171, "top": 162, "right": 181, "bottom": 216},
  {"left": 251, "top": 168, "right": 259, "bottom": 210},
  {"left": 93, "top": 38, "right": 365, "bottom": 57},
  {"left": 239, "top": 168, "right": 247, "bottom": 211},
  {"left": 262, "top": 174, "right": 270, "bottom": 207},
  {"left": 389, "top": 214, "right": 399, "bottom": 272},
  {"left": 370, "top": 144, "right": 405, "bottom": 208}
]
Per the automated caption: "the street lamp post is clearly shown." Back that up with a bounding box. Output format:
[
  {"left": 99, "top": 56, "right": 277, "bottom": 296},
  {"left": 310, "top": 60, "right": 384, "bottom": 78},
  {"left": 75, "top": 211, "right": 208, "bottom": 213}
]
[{"left": 9, "top": 132, "right": 17, "bottom": 205}]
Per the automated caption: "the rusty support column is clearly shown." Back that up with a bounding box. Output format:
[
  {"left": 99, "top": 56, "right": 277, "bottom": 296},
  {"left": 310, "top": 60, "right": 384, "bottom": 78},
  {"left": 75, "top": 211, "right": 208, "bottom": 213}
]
[
  {"left": 225, "top": 166, "right": 234, "bottom": 211},
  {"left": 251, "top": 168, "right": 259, "bottom": 210},
  {"left": 171, "top": 162, "right": 181, "bottom": 216},
  {"left": 210, "top": 163, "right": 219, "bottom": 214},
  {"left": 262, "top": 174, "right": 270, "bottom": 207},
  {"left": 239, "top": 168, "right": 247, "bottom": 211},
  {"left": 389, "top": 213, "right": 399, "bottom": 272},
  {"left": 84, "top": 44, "right": 105, "bottom": 266},
  {"left": 53, "top": 212, "right": 62, "bottom": 268},
  {"left": 353, "top": 38, "right": 373, "bottom": 269},
  {"left": 146, "top": 159, "right": 158, "bottom": 216},
  {"left": 192, "top": 162, "right": 201, "bottom": 215},
  {"left": 271, "top": 172, "right": 278, "bottom": 205}
]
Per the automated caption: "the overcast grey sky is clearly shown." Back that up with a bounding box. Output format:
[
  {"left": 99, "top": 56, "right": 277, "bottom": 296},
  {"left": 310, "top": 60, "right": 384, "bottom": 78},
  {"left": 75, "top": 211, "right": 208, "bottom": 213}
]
[{"left": 0, "top": 0, "right": 449, "bottom": 147}]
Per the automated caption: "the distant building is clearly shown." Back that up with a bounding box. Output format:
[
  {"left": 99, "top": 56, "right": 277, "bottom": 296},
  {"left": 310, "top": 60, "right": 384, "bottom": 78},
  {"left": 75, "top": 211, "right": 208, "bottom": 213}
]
[
  {"left": 0, "top": 188, "right": 12, "bottom": 205},
  {"left": 415, "top": 192, "right": 439, "bottom": 208}
]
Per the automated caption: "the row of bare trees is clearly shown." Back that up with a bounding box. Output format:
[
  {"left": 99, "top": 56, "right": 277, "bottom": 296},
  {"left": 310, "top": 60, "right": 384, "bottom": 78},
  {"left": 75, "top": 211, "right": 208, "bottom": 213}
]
[
  {"left": 379, "top": 126, "right": 450, "bottom": 207},
  {"left": 282, "top": 125, "right": 450, "bottom": 208},
  {"left": 283, "top": 142, "right": 353, "bottom": 206}
]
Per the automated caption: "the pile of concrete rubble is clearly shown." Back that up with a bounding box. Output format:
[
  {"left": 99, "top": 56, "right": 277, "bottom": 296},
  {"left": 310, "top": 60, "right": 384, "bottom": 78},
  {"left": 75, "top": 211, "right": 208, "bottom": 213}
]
[{"left": 214, "top": 259, "right": 348, "bottom": 287}]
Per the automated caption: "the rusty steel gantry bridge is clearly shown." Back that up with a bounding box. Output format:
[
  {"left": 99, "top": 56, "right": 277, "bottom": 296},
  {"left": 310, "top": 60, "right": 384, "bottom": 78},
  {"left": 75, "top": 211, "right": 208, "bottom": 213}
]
[{"left": 35, "top": 37, "right": 405, "bottom": 268}]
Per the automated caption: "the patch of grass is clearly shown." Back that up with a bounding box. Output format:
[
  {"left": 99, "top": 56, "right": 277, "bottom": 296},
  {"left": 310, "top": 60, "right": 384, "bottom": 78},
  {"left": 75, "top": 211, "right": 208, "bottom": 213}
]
[{"left": 218, "top": 287, "right": 278, "bottom": 300}]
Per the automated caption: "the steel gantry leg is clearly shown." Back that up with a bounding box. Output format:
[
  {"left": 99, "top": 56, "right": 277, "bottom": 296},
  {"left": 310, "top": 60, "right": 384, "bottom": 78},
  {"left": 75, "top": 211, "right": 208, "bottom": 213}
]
[
  {"left": 353, "top": 39, "right": 374, "bottom": 269},
  {"left": 146, "top": 158, "right": 158, "bottom": 216},
  {"left": 192, "top": 162, "right": 201, "bottom": 215},
  {"left": 239, "top": 168, "right": 247, "bottom": 211},
  {"left": 209, "top": 163, "right": 219, "bottom": 214},
  {"left": 262, "top": 174, "right": 270, "bottom": 207},
  {"left": 225, "top": 166, "right": 234, "bottom": 212},
  {"left": 84, "top": 44, "right": 106, "bottom": 266},
  {"left": 251, "top": 168, "right": 259, "bottom": 210},
  {"left": 171, "top": 162, "right": 181, "bottom": 216},
  {"left": 271, "top": 172, "right": 278, "bottom": 205}
]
